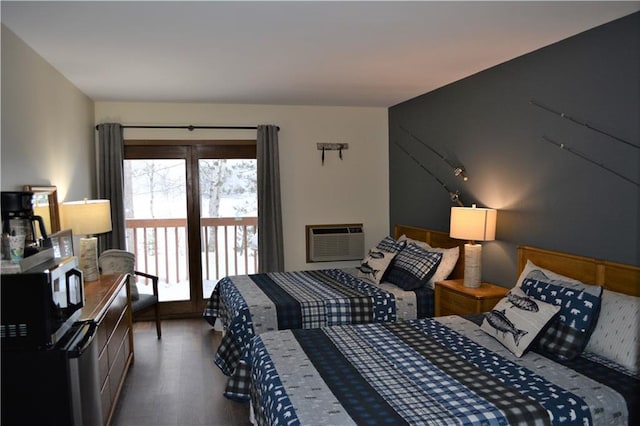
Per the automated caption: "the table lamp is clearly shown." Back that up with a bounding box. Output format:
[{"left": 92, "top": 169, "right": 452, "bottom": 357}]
[
  {"left": 61, "top": 199, "right": 112, "bottom": 282},
  {"left": 450, "top": 204, "right": 497, "bottom": 288}
]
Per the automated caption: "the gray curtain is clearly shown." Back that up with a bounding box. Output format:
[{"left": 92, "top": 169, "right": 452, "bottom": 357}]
[
  {"left": 257, "top": 125, "right": 284, "bottom": 272},
  {"left": 96, "top": 123, "right": 126, "bottom": 252}
]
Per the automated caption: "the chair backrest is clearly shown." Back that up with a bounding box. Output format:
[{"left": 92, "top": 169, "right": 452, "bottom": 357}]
[
  {"left": 99, "top": 249, "right": 135, "bottom": 274},
  {"left": 98, "top": 249, "right": 139, "bottom": 299}
]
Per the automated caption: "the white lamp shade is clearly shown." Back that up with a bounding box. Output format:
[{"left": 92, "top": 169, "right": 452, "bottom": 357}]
[
  {"left": 450, "top": 206, "right": 497, "bottom": 242},
  {"left": 61, "top": 199, "right": 112, "bottom": 236}
]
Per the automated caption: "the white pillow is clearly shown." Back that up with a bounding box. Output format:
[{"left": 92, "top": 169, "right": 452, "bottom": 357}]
[
  {"left": 426, "top": 246, "right": 459, "bottom": 286},
  {"left": 397, "top": 235, "right": 459, "bottom": 287},
  {"left": 517, "top": 259, "right": 580, "bottom": 286},
  {"left": 584, "top": 289, "right": 640, "bottom": 373},
  {"left": 481, "top": 287, "right": 560, "bottom": 357},
  {"left": 516, "top": 260, "right": 601, "bottom": 297}
]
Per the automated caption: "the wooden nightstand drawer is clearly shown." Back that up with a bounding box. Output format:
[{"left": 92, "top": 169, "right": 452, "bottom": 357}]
[
  {"left": 435, "top": 279, "right": 508, "bottom": 316},
  {"left": 439, "top": 290, "right": 480, "bottom": 316}
]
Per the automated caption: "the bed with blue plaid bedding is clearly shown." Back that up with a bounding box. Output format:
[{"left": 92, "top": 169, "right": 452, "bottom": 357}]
[
  {"left": 203, "top": 268, "right": 434, "bottom": 400},
  {"left": 250, "top": 315, "right": 638, "bottom": 426}
]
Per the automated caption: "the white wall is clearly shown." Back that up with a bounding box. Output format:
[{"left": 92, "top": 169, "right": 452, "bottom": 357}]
[
  {"left": 95, "top": 102, "right": 389, "bottom": 271},
  {"left": 1, "top": 24, "right": 94, "bottom": 202},
  {"left": 0, "top": 23, "right": 389, "bottom": 271}
]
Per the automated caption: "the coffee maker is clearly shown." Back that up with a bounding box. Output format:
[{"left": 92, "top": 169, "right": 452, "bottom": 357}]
[{"left": 1, "top": 191, "right": 49, "bottom": 257}]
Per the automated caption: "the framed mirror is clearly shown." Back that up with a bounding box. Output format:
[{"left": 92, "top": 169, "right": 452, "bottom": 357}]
[{"left": 23, "top": 185, "right": 61, "bottom": 236}]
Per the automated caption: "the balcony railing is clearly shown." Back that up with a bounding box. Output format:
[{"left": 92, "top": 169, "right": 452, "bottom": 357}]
[{"left": 124, "top": 217, "right": 258, "bottom": 299}]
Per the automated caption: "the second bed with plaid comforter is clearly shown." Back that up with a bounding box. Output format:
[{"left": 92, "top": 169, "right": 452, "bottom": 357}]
[
  {"left": 250, "top": 315, "right": 638, "bottom": 426},
  {"left": 203, "top": 268, "right": 434, "bottom": 400}
]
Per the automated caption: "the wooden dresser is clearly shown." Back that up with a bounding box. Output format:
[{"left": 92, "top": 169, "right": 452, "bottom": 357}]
[{"left": 79, "top": 274, "right": 134, "bottom": 426}]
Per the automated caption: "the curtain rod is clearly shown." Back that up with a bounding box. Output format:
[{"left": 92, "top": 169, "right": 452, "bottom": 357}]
[{"left": 95, "top": 124, "right": 279, "bottom": 131}]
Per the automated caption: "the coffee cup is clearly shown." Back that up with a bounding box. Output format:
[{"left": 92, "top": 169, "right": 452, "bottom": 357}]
[{"left": 9, "top": 234, "right": 25, "bottom": 263}]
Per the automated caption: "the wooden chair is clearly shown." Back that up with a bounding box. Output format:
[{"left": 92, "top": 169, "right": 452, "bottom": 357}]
[{"left": 98, "top": 249, "right": 162, "bottom": 339}]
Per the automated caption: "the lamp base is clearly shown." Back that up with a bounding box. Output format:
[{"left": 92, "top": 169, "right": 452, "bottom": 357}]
[
  {"left": 79, "top": 237, "right": 99, "bottom": 282},
  {"left": 463, "top": 243, "right": 482, "bottom": 288}
]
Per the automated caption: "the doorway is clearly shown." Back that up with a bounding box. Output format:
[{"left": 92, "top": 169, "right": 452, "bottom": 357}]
[{"left": 124, "top": 140, "right": 257, "bottom": 317}]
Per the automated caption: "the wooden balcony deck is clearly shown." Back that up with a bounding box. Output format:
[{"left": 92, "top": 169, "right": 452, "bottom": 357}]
[{"left": 125, "top": 217, "right": 258, "bottom": 301}]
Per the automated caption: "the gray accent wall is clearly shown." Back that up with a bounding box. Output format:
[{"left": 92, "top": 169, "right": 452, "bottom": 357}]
[{"left": 389, "top": 13, "right": 639, "bottom": 287}]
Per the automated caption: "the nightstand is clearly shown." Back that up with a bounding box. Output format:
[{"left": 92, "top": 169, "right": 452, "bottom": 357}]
[{"left": 434, "top": 279, "right": 508, "bottom": 316}]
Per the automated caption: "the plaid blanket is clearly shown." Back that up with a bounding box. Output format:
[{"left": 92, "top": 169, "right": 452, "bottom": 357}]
[
  {"left": 204, "top": 269, "right": 413, "bottom": 400},
  {"left": 250, "top": 317, "right": 635, "bottom": 426}
]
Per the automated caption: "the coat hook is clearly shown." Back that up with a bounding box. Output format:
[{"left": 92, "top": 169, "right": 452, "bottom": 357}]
[{"left": 317, "top": 143, "right": 349, "bottom": 164}]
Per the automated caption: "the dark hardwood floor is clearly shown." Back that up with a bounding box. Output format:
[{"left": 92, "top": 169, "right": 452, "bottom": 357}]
[{"left": 112, "top": 318, "right": 251, "bottom": 426}]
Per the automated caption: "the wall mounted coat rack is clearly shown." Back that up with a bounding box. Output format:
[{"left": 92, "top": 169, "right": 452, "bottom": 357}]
[{"left": 317, "top": 143, "right": 348, "bottom": 165}]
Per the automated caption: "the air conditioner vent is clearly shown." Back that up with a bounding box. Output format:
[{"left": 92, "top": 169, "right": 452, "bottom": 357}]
[{"left": 306, "top": 224, "right": 364, "bottom": 262}]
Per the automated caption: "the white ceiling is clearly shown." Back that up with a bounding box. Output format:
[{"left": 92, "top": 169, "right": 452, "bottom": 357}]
[{"left": 2, "top": 1, "right": 639, "bottom": 107}]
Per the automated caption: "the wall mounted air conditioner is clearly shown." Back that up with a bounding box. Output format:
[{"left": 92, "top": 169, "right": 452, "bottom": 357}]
[{"left": 306, "top": 223, "right": 364, "bottom": 262}]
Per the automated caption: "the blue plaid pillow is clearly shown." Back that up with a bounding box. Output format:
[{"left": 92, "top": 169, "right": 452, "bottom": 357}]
[
  {"left": 521, "top": 277, "right": 602, "bottom": 361},
  {"left": 386, "top": 243, "right": 442, "bottom": 290},
  {"left": 375, "top": 236, "right": 406, "bottom": 254}
]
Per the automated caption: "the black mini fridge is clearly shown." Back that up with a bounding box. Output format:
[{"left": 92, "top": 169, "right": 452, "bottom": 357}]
[
  {"left": 1, "top": 320, "right": 103, "bottom": 426},
  {"left": 1, "top": 256, "right": 102, "bottom": 426}
]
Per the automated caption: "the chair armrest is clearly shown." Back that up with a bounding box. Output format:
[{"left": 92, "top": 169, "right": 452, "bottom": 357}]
[{"left": 134, "top": 270, "right": 159, "bottom": 297}]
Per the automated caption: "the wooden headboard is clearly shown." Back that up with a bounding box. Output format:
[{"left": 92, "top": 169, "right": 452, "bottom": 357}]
[
  {"left": 394, "top": 224, "right": 465, "bottom": 280},
  {"left": 517, "top": 245, "right": 640, "bottom": 297}
]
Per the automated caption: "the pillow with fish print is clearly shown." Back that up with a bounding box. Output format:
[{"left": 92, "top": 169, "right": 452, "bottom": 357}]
[
  {"left": 481, "top": 287, "right": 560, "bottom": 357},
  {"left": 397, "top": 234, "right": 430, "bottom": 250},
  {"left": 520, "top": 275, "right": 603, "bottom": 361},
  {"left": 357, "top": 247, "right": 397, "bottom": 284}
]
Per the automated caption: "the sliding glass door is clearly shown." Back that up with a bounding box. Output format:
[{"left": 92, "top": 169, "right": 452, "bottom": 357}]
[
  {"left": 199, "top": 158, "right": 258, "bottom": 300},
  {"left": 124, "top": 141, "right": 256, "bottom": 317}
]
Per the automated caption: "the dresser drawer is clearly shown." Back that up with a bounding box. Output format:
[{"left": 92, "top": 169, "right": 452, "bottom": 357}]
[
  {"left": 98, "top": 343, "right": 110, "bottom": 386},
  {"left": 108, "top": 330, "right": 129, "bottom": 402},
  {"left": 96, "top": 319, "right": 109, "bottom": 355},
  {"left": 100, "top": 373, "right": 111, "bottom": 419},
  {"left": 102, "top": 285, "right": 128, "bottom": 340},
  {"left": 107, "top": 306, "right": 129, "bottom": 365}
]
